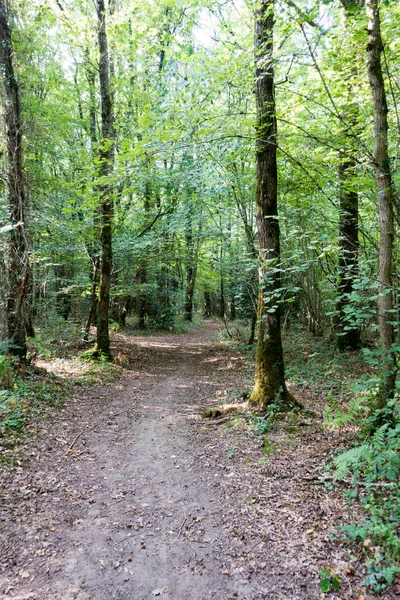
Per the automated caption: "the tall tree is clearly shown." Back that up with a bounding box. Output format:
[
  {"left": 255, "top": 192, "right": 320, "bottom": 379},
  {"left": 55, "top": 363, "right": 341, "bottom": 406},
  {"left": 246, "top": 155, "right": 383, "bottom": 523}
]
[
  {"left": 249, "top": 0, "right": 292, "bottom": 409},
  {"left": 83, "top": 53, "right": 100, "bottom": 342},
  {"left": 366, "top": 0, "right": 397, "bottom": 403},
  {"left": 335, "top": 0, "right": 363, "bottom": 351},
  {"left": 0, "top": 0, "right": 29, "bottom": 359},
  {"left": 93, "top": 0, "right": 115, "bottom": 358}
]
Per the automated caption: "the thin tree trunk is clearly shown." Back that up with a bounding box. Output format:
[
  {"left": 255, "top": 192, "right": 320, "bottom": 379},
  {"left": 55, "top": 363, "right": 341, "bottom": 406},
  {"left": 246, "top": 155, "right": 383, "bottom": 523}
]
[
  {"left": 230, "top": 162, "right": 258, "bottom": 340},
  {"left": 366, "top": 0, "right": 397, "bottom": 403},
  {"left": 219, "top": 243, "right": 225, "bottom": 319},
  {"left": 203, "top": 291, "right": 211, "bottom": 318},
  {"left": 336, "top": 158, "right": 360, "bottom": 350},
  {"left": 83, "top": 256, "right": 99, "bottom": 341},
  {"left": 82, "top": 53, "right": 101, "bottom": 342},
  {"left": 0, "top": 1, "right": 29, "bottom": 359},
  {"left": 335, "top": 1, "right": 362, "bottom": 351},
  {"left": 136, "top": 181, "right": 151, "bottom": 328},
  {"left": 249, "top": 0, "right": 294, "bottom": 409},
  {"left": 240, "top": 213, "right": 258, "bottom": 343},
  {"left": 136, "top": 261, "right": 147, "bottom": 328},
  {"left": 94, "top": 0, "right": 115, "bottom": 358},
  {"left": 184, "top": 219, "right": 201, "bottom": 322}
]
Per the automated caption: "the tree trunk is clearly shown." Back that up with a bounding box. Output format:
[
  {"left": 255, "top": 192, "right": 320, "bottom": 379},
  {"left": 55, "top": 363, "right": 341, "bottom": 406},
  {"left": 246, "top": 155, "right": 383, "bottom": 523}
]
[
  {"left": 335, "top": 1, "right": 362, "bottom": 351},
  {"left": 203, "top": 291, "right": 211, "bottom": 318},
  {"left": 136, "top": 261, "right": 147, "bottom": 328},
  {"left": 184, "top": 220, "right": 201, "bottom": 322},
  {"left": 249, "top": 0, "right": 292, "bottom": 409},
  {"left": 94, "top": 0, "right": 115, "bottom": 358},
  {"left": 366, "top": 0, "right": 397, "bottom": 403},
  {"left": 336, "top": 159, "right": 360, "bottom": 350},
  {"left": 83, "top": 256, "right": 99, "bottom": 341},
  {"left": 82, "top": 53, "right": 101, "bottom": 342},
  {"left": 136, "top": 181, "right": 151, "bottom": 328},
  {"left": 0, "top": 1, "right": 29, "bottom": 359}
]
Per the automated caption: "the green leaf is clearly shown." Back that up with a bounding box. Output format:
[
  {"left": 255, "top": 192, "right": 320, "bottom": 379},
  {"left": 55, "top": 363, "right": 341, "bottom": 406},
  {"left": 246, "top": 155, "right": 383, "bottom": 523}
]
[
  {"left": 319, "top": 578, "right": 331, "bottom": 593},
  {"left": 332, "top": 576, "right": 341, "bottom": 590}
]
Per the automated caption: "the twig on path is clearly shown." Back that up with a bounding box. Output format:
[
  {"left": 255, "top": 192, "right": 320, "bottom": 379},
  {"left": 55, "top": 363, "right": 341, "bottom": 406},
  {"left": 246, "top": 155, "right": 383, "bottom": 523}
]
[
  {"left": 178, "top": 514, "right": 187, "bottom": 538},
  {"left": 238, "top": 539, "right": 265, "bottom": 565},
  {"left": 106, "top": 410, "right": 129, "bottom": 419},
  {"left": 117, "top": 534, "right": 133, "bottom": 545},
  {"left": 342, "top": 574, "right": 352, "bottom": 597},
  {"left": 204, "top": 416, "right": 232, "bottom": 427},
  {"left": 74, "top": 449, "right": 90, "bottom": 457},
  {"left": 300, "top": 474, "right": 396, "bottom": 488},
  {"left": 67, "top": 423, "right": 98, "bottom": 453}
]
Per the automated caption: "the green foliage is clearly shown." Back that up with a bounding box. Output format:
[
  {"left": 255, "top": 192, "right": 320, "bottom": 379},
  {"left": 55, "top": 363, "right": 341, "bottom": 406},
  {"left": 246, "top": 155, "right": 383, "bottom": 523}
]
[
  {"left": 0, "top": 354, "right": 63, "bottom": 443},
  {"left": 250, "top": 403, "right": 281, "bottom": 436},
  {"left": 0, "top": 388, "right": 28, "bottom": 433},
  {"left": 326, "top": 394, "right": 400, "bottom": 592},
  {"left": 333, "top": 422, "right": 400, "bottom": 482},
  {"left": 79, "top": 348, "right": 110, "bottom": 362},
  {"left": 319, "top": 568, "right": 341, "bottom": 593}
]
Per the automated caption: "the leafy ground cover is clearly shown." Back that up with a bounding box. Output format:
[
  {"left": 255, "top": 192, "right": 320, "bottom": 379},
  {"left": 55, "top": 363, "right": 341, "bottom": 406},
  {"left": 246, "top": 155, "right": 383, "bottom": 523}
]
[
  {"left": 0, "top": 327, "right": 121, "bottom": 462},
  {"left": 219, "top": 321, "right": 400, "bottom": 595}
]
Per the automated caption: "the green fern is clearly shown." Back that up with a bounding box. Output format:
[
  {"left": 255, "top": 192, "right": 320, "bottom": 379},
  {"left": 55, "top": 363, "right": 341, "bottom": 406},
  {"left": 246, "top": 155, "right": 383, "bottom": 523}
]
[
  {"left": 334, "top": 444, "right": 372, "bottom": 480},
  {"left": 323, "top": 395, "right": 369, "bottom": 430}
]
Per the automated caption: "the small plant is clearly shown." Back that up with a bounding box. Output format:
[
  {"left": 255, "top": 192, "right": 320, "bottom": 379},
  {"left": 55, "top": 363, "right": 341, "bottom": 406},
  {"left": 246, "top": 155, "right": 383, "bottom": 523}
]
[
  {"left": 249, "top": 401, "right": 281, "bottom": 437},
  {"left": 28, "top": 334, "right": 52, "bottom": 360},
  {"left": 227, "top": 444, "right": 240, "bottom": 458},
  {"left": 0, "top": 389, "right": 29, "bottom": 432},
  {"left": 319, "top": 567, "right": 341, "bottom": 593},
  {"left": 362, "top": 560, "right": 400, "bottom": 594}
]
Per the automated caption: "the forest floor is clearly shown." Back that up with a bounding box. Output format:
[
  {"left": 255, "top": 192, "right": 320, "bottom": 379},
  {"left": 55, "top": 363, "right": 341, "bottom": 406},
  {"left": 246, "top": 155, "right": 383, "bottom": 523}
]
[{"left": 0, "top": 320, "right": 396, "bottom": 600}]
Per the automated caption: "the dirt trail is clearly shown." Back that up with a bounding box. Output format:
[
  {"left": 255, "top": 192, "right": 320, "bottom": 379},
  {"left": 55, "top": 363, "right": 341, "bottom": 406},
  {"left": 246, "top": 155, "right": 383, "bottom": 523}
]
[
  {"left": 1, "top": 323, "right": 260, "bottom": 600},
  {"left": 1, "top": 322, "right": 384, "bottom": 600}
]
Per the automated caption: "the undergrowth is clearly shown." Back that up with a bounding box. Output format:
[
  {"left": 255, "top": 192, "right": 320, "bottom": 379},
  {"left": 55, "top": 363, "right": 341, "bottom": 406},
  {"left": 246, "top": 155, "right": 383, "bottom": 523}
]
[
  {"left": 126, "top": 314, "right": 203, "bottom": 335},
  {"left": 0, "top": 354, "right": 64, "bottom": 451},
  {"left": 325, "top": 389, "right": 400, "bottom": 593},
  {"left": 1, "top": 330, "right": 120, "bottom": 453},
  {"left": 224, "top": 320, "right": 399, "bottom": 593}
]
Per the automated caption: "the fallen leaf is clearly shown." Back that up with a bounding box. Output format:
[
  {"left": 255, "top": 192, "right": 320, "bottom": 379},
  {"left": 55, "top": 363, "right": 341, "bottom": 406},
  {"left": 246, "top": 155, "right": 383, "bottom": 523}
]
[{"left": 18, "top": 569, "right": 30, "bottom": 579}]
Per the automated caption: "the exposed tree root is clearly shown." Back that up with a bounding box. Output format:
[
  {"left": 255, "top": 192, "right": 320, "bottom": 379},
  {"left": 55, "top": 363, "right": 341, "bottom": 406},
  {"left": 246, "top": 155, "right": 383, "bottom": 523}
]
[{"left": 201, "top": 402, "right": 249, "bottom": 419}]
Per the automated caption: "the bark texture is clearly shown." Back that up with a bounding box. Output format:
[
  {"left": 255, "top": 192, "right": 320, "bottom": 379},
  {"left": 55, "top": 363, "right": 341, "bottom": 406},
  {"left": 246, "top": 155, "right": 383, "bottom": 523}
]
[
  {"left": 249, "top": 0, "right": 290, "bottom": 409},
  {"left": 184, "top": 218, "right": 201, "bottom": 322},
  {"left": 335, "top": 0, "right": 363, "bottom": 351},
  {"left": 136, "top": 181, "right": 151, "bottom": 328},
  {"left": 0, "top": 1, "right": 29, "bottom": 358},
  {"left": 336, "top": 159, "right": 360, "bottom": 350},
  {"left": 94, "top": 0, "right": 115, "bottom": 358},
  {"left": 366, "top": 0, "right": 397, "bottom": 401},
  {"left": 82, "top": 54, "right": 101, "bottom": 342}
]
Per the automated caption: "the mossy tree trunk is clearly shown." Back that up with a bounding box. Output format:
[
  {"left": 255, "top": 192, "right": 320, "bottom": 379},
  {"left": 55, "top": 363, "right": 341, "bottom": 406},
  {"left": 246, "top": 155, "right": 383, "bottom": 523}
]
[
  {"left": 0, "top": 0, "right": 30, "bottom": 359},
  {"left": 249, "top": 0, "right": 291, "bottom": 410},
  {"left": 366, "top": 0, "right": 397, "bottom": 403}
]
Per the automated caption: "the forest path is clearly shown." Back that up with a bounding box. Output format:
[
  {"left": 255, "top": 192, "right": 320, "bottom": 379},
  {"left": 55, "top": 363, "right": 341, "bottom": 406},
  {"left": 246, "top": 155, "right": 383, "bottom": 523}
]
[
  {"left": 1, "top": 322, "right": 273, "bottom": 600},
  {"left": 2, "top": 322, "right": 379, "bottom": 600}
]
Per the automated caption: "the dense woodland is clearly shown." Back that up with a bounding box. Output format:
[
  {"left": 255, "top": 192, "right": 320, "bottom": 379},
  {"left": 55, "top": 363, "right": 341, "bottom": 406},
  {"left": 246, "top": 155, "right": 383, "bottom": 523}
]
[{"left": 1, "top": 0, "right": 400, "bottom": 594}]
